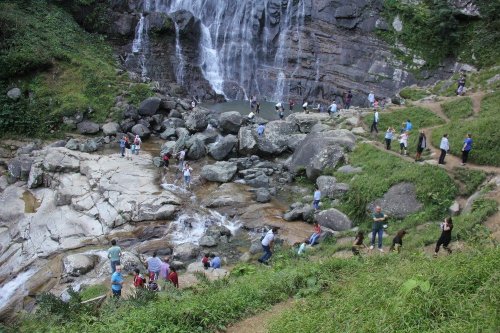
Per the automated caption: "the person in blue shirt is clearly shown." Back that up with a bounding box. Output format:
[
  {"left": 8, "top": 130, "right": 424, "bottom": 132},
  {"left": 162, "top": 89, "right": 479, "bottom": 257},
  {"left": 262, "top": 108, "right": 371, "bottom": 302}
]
[
  {"left": 257, "top": 124, "right": 265, "bottom": 136},
  {"left": 461, "top": 133, "right": 473, "bottom": 165},
  {"left": 210, "top": 254, "right": 221, "bottom": 269},
  {"left": 119, "top": 136, "right": 126, "bottom": 157},
  {"left": 405, "top": 119, "right": 413, "bottom": 131},
  {"left": 111, "top": 265, "right": 124, "bottom": 297}
]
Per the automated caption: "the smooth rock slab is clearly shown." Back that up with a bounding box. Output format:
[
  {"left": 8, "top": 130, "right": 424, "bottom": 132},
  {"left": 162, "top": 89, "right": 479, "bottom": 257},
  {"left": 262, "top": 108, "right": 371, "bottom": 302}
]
[
  {"left": 367, "top": 182, "right": 423, "bottom": 219},
  {"left": 201, "top": 161, "right": 237, "bottom": 183}
]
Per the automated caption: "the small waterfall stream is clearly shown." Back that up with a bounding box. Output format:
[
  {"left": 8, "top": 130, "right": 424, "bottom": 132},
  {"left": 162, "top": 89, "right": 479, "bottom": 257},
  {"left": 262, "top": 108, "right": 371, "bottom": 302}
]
[{"left": 173, "top": 21, "right": 185, "bottom": 86}]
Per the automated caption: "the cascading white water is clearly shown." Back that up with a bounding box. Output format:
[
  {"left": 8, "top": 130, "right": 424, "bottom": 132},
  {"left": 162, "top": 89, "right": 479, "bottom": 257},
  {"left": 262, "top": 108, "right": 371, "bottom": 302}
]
[
  {"left": 272, "top": 0, "right": 293, "bottom": 103},
  {"left": 0, "top": 269, "right": 37, "bottom": 311},
  {"left": 131, "top": 0, "right": 153, "bottom": 79},
  {"left": 173, "top": 22, "right": 186, "bottom": 86}
]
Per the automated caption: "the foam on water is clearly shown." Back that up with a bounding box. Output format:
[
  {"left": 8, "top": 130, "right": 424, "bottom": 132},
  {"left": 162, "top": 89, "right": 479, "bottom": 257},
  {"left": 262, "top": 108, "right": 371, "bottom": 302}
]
[{"left": 0, "top": 269, "right": 38, "bottom": 310}]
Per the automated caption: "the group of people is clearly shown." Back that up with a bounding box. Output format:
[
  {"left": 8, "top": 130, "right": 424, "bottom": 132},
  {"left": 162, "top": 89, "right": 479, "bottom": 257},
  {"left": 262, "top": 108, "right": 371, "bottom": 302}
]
[
  {"left": 351, "top": 206, "right": 454, "bottom": 257},
  {"left": 380, "top": 119, "right": 413, "bottom": 156},
  {"left": 119, "top": 135, "right": 142, "bottom": 160},
  {"left": 161, "top": 149, "right": 194, "bottom": 188},
  {"left": 108, "top": 241, "right": 180, "bottom": 298},
  {"left": 201, "top": 253, "right": 222, "bottom": 269},
  {"left": 438, "top": 133, "right": 473, "bottom": 166}
]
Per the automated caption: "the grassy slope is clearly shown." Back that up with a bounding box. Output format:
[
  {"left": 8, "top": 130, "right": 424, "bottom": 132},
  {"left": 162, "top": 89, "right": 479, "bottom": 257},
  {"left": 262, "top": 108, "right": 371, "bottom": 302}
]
[
  {"left": 0, "top": 1, "right": 124, "bottom": 137},
  {"left": 432, "top": 91, "right": 500, "bottom": 166},
  {"left": 441, "top": 97, "right": 473, "bottom": 120}
]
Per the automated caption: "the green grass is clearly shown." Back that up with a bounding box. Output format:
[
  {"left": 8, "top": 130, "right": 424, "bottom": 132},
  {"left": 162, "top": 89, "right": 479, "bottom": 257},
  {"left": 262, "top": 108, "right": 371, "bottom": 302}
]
[
  {"left": 79, "top": 284, "right": 108, "bottom": 301},
  {"left": 0, "top": 0, "right": 125, "bottom": 136},
  {"left": 432, "top": 91, "right": 500, "bottom": 166},
  {"left": 399, "top": 87, "right": 430, "bottom": 101},
  {"left": 364, "top": 106, "right": 445, "bottom": 152},
  {"left": 441, "top": 97, "right": 473, "bottom": 120},
  {"left": 333, "top": 144, "right": 457, "bottom": 229},
  {"left": 450, "top": 167, "right": 487, "bottom": 196}
]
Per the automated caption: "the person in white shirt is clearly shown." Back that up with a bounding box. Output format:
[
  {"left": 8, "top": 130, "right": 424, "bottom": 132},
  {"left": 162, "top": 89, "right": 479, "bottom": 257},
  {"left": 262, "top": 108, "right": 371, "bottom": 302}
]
[
  {"left": 258, "top": 227, "right": 278, "bottom": 265},
  {"left": 183, "top": 162, "right": 193, "bottom": 189},
  {"left": 313, "top": 187, "right": 321, "bottom": 210},
  {"left": 302, "top": 101, "right": 309, "bottom": 114},
  {"left": 399, "top": 131, "right": 409, "bottom": 155},
  {"left": 438, "top": 134, "right": 450, "bottom": 164},
  {"left": 328, "top": 101, "right": 338, "bottom": 117},
  {"left": 370, "top": 110, "right": 379, "bottom": 133},
  {"left": 368, "top": 91, "right": 375, "bottom": 107}
]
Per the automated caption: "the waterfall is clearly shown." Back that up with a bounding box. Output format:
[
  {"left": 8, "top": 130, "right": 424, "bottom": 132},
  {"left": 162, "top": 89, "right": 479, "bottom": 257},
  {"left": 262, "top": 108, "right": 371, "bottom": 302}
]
[
  {"left": 272, "top": 0, "right": 294, "bottom": 103},
  {"left": 131, "top": 0, "right": 153, "bottom": 80},
  {"left": 173, "top": 22, "right": 186, "bottom": 86}
]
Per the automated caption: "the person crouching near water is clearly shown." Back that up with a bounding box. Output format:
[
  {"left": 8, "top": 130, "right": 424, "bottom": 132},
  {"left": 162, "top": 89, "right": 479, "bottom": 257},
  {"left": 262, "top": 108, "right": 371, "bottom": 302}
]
[{"left": 390, "top": 230, "right": 407, "bottom": 253}]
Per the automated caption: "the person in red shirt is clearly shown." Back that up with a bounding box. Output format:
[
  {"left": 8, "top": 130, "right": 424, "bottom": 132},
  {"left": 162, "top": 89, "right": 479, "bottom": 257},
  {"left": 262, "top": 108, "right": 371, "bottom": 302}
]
[
  {"left": 308, "top": 223, "right": 321, "bottom": 245},
  {"left": 168, "top": 266, "right": 179, "bottom": 288},
  {"left": 133, "top": 268, "right": 145, "bottom": 288},
  {"left": 202, "top": 253, "right": 210, "bottom": 269}
]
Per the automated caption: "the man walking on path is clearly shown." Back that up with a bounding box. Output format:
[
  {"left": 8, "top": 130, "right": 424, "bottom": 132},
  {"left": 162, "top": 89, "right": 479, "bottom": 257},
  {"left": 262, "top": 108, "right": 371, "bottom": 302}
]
[
  {"left": 111, "top": 265, "right": 124, "bottom": 297},
  {"left": 438, "top": 134, "right": 450, "bottom": 165},
  {"left": 258, "top": 227, "right": 278, "bottom": 265},
  {"left": 370, "top": 110, "right": 379, "bottom": 133},
  {"left": 461, "top": 133, "right": 473, "bottom": 165},
  {"left": 415, "top": 130, "right": 427, "bottom": 162},
  {"left": 370, "top": 206, "right": 387, "bottom": 252},
  {"left": 107, "top": 239, "right": 122, "bottom": 273},
  {"left": 368, "top": 91, "right": 375, "bottom": 108},
  {"left": 385, "top": 127, "right": 395, "bottom": 150}
]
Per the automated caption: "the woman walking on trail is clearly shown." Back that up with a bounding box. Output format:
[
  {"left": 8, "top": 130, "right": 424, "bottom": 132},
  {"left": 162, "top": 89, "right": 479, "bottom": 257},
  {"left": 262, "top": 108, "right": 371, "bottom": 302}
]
[
  {"left": 434, "top": 217, "right": 453, "bottom": 257},
  {"left": 352, "top": 231, "right": 366, "bottom": 256},
  {"left": 399, "top": 131, "right": 409, "bottom": 155},
  {"left": 415, "top": 130, "right": 427, "bottom": 162},
  {"left": 385, "top": 127, "right": 395, "bottom": 150},
  {"left": 461, "top": 133, "right": 473, "bottom": 166}
]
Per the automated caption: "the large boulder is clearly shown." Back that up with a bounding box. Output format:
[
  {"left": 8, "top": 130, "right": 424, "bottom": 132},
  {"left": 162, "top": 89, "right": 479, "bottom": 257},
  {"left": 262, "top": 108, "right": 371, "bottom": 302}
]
[
  {"left": 42, "top": 149, "right": 80, "bottom": 173},
  {"left": 7, "top": 87, "right": 21, "bottom": 100},
  {"left": 138, "top": 97, "right": 161, "bottom": 116},
  {"left": 289, "top": 130, "right": 355, "bottom": 180},
  {"left": 286, "top": 113, "right": 330, "bottom": 133},
  {"left": 367, "top": 182, "right": 423, "bottom": 219},
  {"left": 187, "top": 138, "right": 206, "bottom": 160},
  {"left": 199, "top": 235, "right": 217, "bottom": 247},
  {"left": 77, "top": 121, "right": 100, "bottom": 134},
  {"left": 208, "top": 135, "right": 238, "bottom": 160},
  {"left": 238, "top": 126, "right": 257, "bottom": 155},
  {"left": 102, "top": 122, "right": 121, "bottom": 136},
  {"left": 63, "top": 254, "right": 99, "bottom": 277},
  {"left": 184, "top": 108, "right": 209, "bottom": 133},
  {"left": 7, "top": 156, "right": 33, "bottom": 181},
  {"left": 201, "top": 161, "right": 237, "bottom": 183},
  {"left": 314, "top": 208, "right": 352, "bottom": 231},
  {"left": 255, "top": 121, "right": 299, "bottom": 155},
  {"left": 131, "top": 124, "right": 151, "bottom": 139},
  {"left": 219, "top": 111, "right": 244, "bottom": 134},
  {"left": 173, "top": 242, "right": 199, "bottom": 261},
  {"left": 161, "top": 117, "right": 185, "bottom": 130}
]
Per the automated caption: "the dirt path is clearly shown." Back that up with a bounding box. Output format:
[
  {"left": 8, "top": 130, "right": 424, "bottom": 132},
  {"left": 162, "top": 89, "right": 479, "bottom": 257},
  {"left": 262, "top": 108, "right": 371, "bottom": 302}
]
[{"left": 225, "top": 299, "right": 296, "bottom": 333}]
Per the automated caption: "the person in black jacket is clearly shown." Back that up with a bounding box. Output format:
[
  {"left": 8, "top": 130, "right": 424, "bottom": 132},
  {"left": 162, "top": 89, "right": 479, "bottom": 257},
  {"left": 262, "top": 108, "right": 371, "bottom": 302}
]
[
  {"left": 415, "top": 130, "right": 427, "bottom": 162},
  {"left": 390, "top": 230, "right": 407, "bottom": 253},
  {"left": 434, "top": 217, "right": 453, "bottom": 257}
]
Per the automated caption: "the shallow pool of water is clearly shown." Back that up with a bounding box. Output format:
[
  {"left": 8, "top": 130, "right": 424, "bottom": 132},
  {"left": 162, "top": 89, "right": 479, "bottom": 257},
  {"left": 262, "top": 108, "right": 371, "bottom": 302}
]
[{"left": 22, "top": 190, "right": 41, "bottom": 213}]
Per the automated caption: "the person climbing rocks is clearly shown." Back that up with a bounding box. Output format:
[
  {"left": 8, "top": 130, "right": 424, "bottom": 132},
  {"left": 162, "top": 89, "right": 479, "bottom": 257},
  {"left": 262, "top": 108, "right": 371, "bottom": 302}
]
[
  {"left": 352, "top": 231, "right": 366, "bottom": 256},
  {"left": 309, "top": 223, "right": 321, "bottom": 246},
  {"left": 415, "top": 130, "right": 427, "bottom": 162},
  {"left": 163, "top": 151, "right": 172, "bottom": 170},
  {"left": 257, "top": 123, "right": 265, "bottom": 136},
  {"left": 461, "top": 133, "right": 473, "bottom": 166},
  {"left": 434, "top": 217, "right": 453, "bottom": 257},
  {"left": 133, "top": 135, "right": 142, "bottom": 155},
  {"left": 107, "top": 239, "right": 122, "bottom": 273},
  {"left": 210, "top": 254, "right": 221, "bottom": 269},
  {"left": 313, "top": 186, "right": 321, "bottom": 210},
  {"left": 258, "top": 227, "right": 278, "bottom": 265},
  {"left": 438, "top": 133, "right": 449, "bottom": 165},
  {"left": 370, "top": 206, "right": 387, "bottom": 252},
  {"left": 368, "top": 91, "right": 375, "bottom": 108},
  {"left": 385, "top": 127, "right": 395, "bottom": 150},
  {"left": 302, "top": 100, "right": 309, "bottom": 114},
  {"left": 328, "top": 101, "right": 338, "bottom": 117},
  {"left": 146, "top": 251, "right": 162, "bottom": 281},
  {"left": 168, "top": 266, "right": 179, "bottom": 288},
  {"left": 133, "top": 268, "right": 145, "bottom": 288},
  {"left": 202, "top": 253, "right": 210, "bottom": 269},
  {"left": 370, "top": 109, "right": 379, "bottom": 134},
  {"left": 119, "top": 136, "right": 126, "bottom": 157},
  {"left": 111, "top": 265, "right": 124, "bottom": 297},
  {"left": 390, "top": 230, "right": 407, "bottom": 253},
  {"left": 457, "top": 75, "right": 466, "bottom": 96},
  {"left": 183, "top": 162, "right": 193, "bottom": 189},
  {"left": 399, "top": 131, "right": 409, "bottom": 155}
]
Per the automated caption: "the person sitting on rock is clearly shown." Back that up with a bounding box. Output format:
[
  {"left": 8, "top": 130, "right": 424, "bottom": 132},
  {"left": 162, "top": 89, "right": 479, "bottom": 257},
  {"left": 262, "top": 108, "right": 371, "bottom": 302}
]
[
  {"left": 202, "top": 253, "right": 210, "bottom": 269},
  {"left": 297, "top": 239, "right": 308, "bottom": 255},
  {"left": 210, "top": 254, "right": 221, "bottom": 269},
  {"left": 257, "top": 124, "right": 265, "bottom": 136},
  {"left": 309, "top": 223, "right": 321, "bottom": 246}
]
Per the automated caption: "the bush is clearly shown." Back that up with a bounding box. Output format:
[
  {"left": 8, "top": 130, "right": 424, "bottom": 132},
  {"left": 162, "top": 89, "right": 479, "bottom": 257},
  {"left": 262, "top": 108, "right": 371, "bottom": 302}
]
[{"left": 441, "top": 97, "right": 473, "bottom": 120}]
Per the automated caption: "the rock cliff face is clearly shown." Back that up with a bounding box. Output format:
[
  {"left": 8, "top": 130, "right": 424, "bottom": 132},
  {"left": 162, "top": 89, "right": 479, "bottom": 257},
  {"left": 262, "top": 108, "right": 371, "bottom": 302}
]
[{"left": 102, "top": 0, "right": 460, "bottom": 104}]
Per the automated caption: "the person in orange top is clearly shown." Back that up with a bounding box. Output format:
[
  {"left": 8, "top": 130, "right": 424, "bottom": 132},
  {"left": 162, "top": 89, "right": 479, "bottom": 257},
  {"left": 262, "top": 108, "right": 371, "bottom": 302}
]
[
  {"left": 168, "top": 266, "right": 179, "bottom": 288},
  {"left": 309, "top": 223, "right": 321, "bottom": 245}
]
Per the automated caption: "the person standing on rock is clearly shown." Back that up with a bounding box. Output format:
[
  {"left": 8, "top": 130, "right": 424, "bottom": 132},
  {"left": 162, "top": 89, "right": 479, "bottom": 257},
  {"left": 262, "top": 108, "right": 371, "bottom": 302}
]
[
  {"left": 370, "top": 109, "right": 379, "bottom": 134},
  {"left": 302, "top": 100, "right": 309, "bottom": 114},
  {"left": 399, "top": 131, "right": 409, "bottom": 155},
  {"left": 415, "top": 130, "right": 427, "bottom": 162},
  {"left": 257, "top": 123, "right": 265, "bottom": 136},
  {"left": 146, "top": 251, "right": 162, "bottom": 281},
  {"left": 461, "top": 133, "right": 473, "bottom": 166},
  {"left": 312, "top": 186, "right": 321, "bottom": 210},
  {"left": 124, "top": 137, "right": 132, "bottom": 160},
  {"left": 385, "top": 127, "right": 395, "bottom": 150},
  {"left": 160, "top": 257, "right": 170, "bottom": 283},
  {"left": 255, "top": 101, "right": 261, "bottom": 114},
  {"left": 289, "top": 99, "right": 295, "bottom": 112},
  {"left": 258, "top": 227, "right": 278, "bottom": 265},
  {"left": 183, "top": 162, "right": 193, "bottom": 189},
  {"left": 368, "top": 91, "right": 375, "bottom": 108},
  {"left": 177, "top": 149, "right": 186, "bottom": 175},
  {"left": 328, "top": 101, "right": 338, "bottom": 117},
  {"left": 111, "top": 265, "right": 124, "bottom": 297},
  {"left": 434, "top": 217, "right": 453, "bottom": 257},
  {"left": 107, "top": 239, "right": 122, "bottom": 273},
  {"left": 345, "top": 90, "right": 353, "bottom": 109},
  {"left": 119, "top": 136, "right": 126, "bottom": 157},
  {"left": 438, "top": 133, "right": 450, "bottom": 165},
  {"left": 370, "top": 206, "right": 387, "bottom": 252},
  {"left": 133, "top": 135, "right": 142, "bottom": 155},
  {"left": 250, "top": 95, "right": 257, "bottom": 110}
]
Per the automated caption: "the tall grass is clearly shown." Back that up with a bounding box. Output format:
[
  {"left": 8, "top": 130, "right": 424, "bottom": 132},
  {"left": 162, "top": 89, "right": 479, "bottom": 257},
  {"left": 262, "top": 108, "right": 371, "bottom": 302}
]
[{"left": 441, "top": 97, "right": 473, "bottom": 120}]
